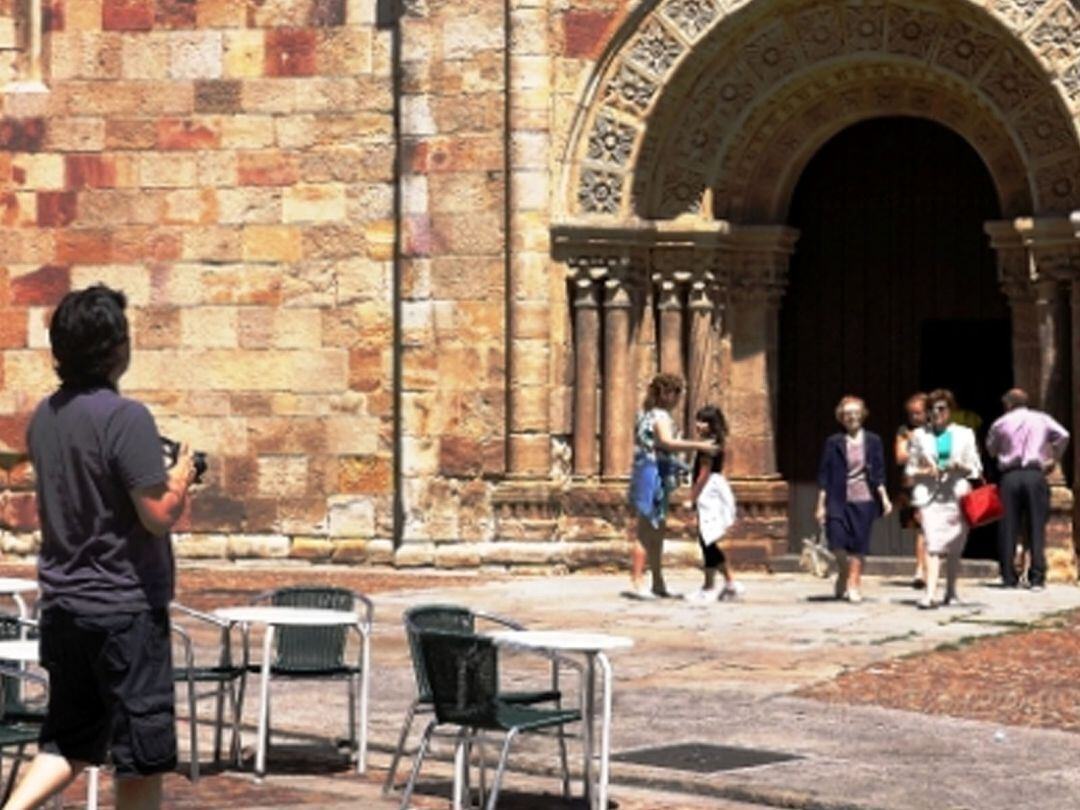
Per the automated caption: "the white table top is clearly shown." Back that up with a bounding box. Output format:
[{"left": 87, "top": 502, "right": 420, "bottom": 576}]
[
  {"left": 0, "top": 639, "right": 39, "bottom": 662},
  {"left": 489, "top": 630, "right": 634, "bottom": 653},
  {"left": 0, "top": 578, "right": 38, "bottom": 594},
  {"left": 214, "top": 605, "right": 363, "bottom": 626}
]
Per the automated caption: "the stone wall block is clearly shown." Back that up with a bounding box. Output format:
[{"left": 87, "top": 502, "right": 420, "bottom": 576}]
[
  {"left": 327, "top": 495, "right": 375, "bottom": 537},
  {"left": 220, "top": 115, "right": 275, "bottom": 149},
  {"left": 226, "top": 533, "right": 291, "bottom": 559},
  {"left": 394, "top": 542, "right": 436, "bottom": 567},
  {"left": 480, "top": 541, "right": 565, "bottom": 566},
  {"left": 174, "top": 534, "right": 229, "bottom": 558},
  {"left": 170, "top": 32, "right": 223, "bottom": 79},
  {"left": 121, "top": 34, "right": 171, "bottom": 79},
  {"left": 223, "top": 30, "right": 265, "bottom": 78},
  {"left": 283, "top": 183, "right": 347, "bottom": 222},
  {"left": 103, "top": 0, "right": 154, "bottom": 31},
  {"left": 289, "top": 536, "right": 335, "bottom": 560},
  {"left": 0, "top": 531, "right": 38, "bottom": 555},
  {"left": 265, "top": 28, "right": 318, "bottom": 77},
  {"left": 338, "top": 455, "right": 392, "bottom": 494},
  {"left": 197, "top": 0, "right": 247, "bottom": 28},
  {"left": 182, "top": 226, "right": 243, "bottom": 262},
  {"left": 242, "top": 224, "right": 303, "bottom": 262},
  {"left": 0, "top": 490, "right": 38, "bottom": 531},
  {"left": 12, "top": 154, "right": 65, "bottom": 189},
  {"left": 216, "top": 188, "right": 282, "bottom": 224}
]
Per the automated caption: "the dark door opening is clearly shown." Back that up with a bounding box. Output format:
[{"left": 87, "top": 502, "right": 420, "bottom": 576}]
[{"left": 779, "top": 116, "right": 1009, "bottom": 557}]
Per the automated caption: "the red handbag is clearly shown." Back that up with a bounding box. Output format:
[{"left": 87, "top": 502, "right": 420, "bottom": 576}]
[{"left": 960, "top": 482, "right": 1004, "bottom": 528}]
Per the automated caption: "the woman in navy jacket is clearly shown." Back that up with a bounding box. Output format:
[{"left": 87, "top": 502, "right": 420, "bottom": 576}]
[{"left": 814, "top": 395, "right": 892, "bottom": 602}]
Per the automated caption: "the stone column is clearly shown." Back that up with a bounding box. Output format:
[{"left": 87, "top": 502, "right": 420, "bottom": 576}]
[
  {"left": 726, "top": 227, "right": 797, "bottom": 479},
  {"left": 686, "top": 271, "right": 718, "bottom": 423},
  {"left": 655, "top": 275, "right": 685, "bottom": 380},
  {"left": 602, "top": 266, "right": 635, "bottom": 479},
  {"left": 1017, "top": 217, "right": 1080, "bottom": 579},
  {"left": 506, "top": 0, "right": 553, "bottom": 479},
  {"left": 986, "top": 221, "right": 1039, "bottom": 396},
  {"left": 570, "top": 260, "right": 602, "bottom": 477}
]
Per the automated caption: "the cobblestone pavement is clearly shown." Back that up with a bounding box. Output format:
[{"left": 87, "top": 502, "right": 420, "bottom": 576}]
[{"left": 3, "top": 562, "right": 1080, "bottom": 810}]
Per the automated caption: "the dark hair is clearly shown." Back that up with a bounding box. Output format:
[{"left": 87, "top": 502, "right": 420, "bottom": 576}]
[
  {"left": 643, "top": 373, "right": 684, "bottom": 411},
  {"left": 927, "top": 388, "right": 956, "bottom": 411},
  {"left": 49, "top": 285, "right": 129, "bottom": 387},
  {"left": 694, "top": 404, "right": 728, "bottom": 445}
]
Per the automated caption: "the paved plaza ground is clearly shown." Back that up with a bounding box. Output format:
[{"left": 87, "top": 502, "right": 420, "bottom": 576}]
[{"left": 3, "top": 561, "right": 1080, "bottom": 810}]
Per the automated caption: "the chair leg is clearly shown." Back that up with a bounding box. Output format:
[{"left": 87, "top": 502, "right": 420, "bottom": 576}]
[
  {"left": 557, "top": 722, "right": 570, "bottom": 799},
  {"left": 382, "top": 698, "right": 420, "bottom": 795},
  {"left": 187, "top": 679, "right": 200, "bottom": 782},
  {"left": 399, "top": 719, "right": 437, "bottom": 810},
  {"left": 347, "top": 674, "right": 358, "bottom": 763},
  {"left": 484, "top": 730, "right": 519, "bottom": 810},
  {"left": 0, "top": 743, "right": 23, "bottom": 806},
  {"left": 232, "top": 672, "right": 247, "bottom": 767},
  {"left": 475, "top": 731, "right": 488, "bottom": 809},
  {"left": 213, "top": 680, "right": 226, "bottom": 764}
]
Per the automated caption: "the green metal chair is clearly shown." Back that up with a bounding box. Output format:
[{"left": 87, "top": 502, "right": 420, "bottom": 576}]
[
  {"left": 383, "top": 604, "right": 570, "bottom": 797},
  {"left": 248, "top": 587, "right": 373, "bottom": 770},
  {"left": 398, "top": 628, "right": 581, "bottom": 810},
  {"left": 0, "top": 615, "right": 42, "bottom": 726},
  {"left": 0, "top": 663, "right": 47, "bottom": 805},
  {"left": 170, "top": 603, "right": 248, "bottom": 782}
]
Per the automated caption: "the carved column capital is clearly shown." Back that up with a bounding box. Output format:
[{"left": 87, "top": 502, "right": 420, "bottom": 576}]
[
  {"left": 1013, "top": 217, "right": 1080, "bottom": 281},
  {"left": 727, "top": 225, "right": 797, "bottom": 305}
]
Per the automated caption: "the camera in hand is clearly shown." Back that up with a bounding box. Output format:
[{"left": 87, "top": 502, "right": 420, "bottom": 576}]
[{"left": 161, "top": 436, "right": 208, "bottom": 484}]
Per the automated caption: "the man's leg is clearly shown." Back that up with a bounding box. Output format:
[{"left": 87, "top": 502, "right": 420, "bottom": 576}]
[
  {"left": 997, "top": 472, "right": 1022, "bottom": 586},
  {"left": 1, "top": 752, "right": 86, "bottom": 810},
  {"left": 1025, "top": 470, "right": 1050, "bottom": 587},
  {"left": 115, "top": 774, "right": 163, "bottom": 810}
]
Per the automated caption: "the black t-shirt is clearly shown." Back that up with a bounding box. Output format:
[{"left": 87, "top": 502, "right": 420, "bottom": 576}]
[
  {"left": 28, "top": 385, "right": 173, "bottom": 613},
  {"left": 693, "top": 448, "right": 725, "bottom": 477}
]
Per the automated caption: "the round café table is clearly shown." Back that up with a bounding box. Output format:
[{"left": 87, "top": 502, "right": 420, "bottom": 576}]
[
  {"left": 489, "top": 630, "right": 634, "bottom": 810},
  {"left": 213, "top": 605, "right": 371, "bottom": 779}
]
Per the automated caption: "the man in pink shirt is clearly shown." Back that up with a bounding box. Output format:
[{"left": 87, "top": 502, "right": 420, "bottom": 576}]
[{"left": 985, "top": 388, "right": 1069, "bottom": 590}]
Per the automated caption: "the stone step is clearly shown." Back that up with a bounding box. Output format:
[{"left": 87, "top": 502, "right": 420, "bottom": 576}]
[{"left": 768, "top": 553, "right": 1001, "bottom": 579}]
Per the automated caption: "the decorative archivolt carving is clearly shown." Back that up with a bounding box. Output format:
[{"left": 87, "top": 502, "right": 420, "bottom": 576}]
[
  {"left": 569, "top": 0, "right": 1080, "bottom": 219},
  {"left": 661, "top": 0, "right": 720, "bottom": 39}
]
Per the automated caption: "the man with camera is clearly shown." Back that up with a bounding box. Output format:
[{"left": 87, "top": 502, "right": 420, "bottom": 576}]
[{"left": 4, "top": 285, "right": 199, "bottom": 810}]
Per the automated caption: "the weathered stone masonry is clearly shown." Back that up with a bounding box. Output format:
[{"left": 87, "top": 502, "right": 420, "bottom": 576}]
[{"left": 2, "top": 0, "right": 1080, "bottom": 577}]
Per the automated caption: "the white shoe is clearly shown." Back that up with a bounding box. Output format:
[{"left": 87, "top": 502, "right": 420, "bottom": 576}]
[
  {"left": 720, "top": 581, "right": 745, "bottom": 600},
  {"left": 846, "top": 589, "right": 863, "bottom": 604},
  {"left": 627, "top": 583, "right": 656, "bottom": 600},
  {"left": 684, "top": 587, "right": 721, "bottom": 603}
]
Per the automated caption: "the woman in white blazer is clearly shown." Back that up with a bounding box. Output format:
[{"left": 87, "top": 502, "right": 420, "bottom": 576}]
[{"left": 905, "top": 389, "right": 982, "bottom": 609}]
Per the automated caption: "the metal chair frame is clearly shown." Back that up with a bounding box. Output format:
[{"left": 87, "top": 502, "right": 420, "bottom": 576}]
[
  {"left": 0, "top": 663, "right": 48, "bottom": 806},
  {"left": 383, "top": 604, "right": 578, "bottom": 798},
  {"left": 170, "top": 603, "right": 248, "bottom": 781},
  {"left": 398, "top": 628, "right": 581, "bottom": 810},
  {"left": 247, "top": 587, "right": 374, "bottom": 773}
]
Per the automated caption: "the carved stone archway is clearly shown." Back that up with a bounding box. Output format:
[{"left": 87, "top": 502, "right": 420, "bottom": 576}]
[{"left": 546, "top": 0, "right": 1080, "bottom": 575}]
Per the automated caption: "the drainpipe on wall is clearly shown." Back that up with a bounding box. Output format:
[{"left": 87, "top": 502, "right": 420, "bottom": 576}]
[{"left": 377, "top": 0, "right": 404, "bottom": 550}]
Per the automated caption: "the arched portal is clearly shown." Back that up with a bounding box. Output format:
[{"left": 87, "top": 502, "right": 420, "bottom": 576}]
[
  {"left": 779, "top": 116, "right": 1009, "bottom": 556},
  {"left": 549, "top": 0, "right": 1080, "bottom": 574}
]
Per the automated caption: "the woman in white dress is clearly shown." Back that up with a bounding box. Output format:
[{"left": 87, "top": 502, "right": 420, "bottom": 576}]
[{"left": 905, "top": 389, "right": 982, "bottom": 609}]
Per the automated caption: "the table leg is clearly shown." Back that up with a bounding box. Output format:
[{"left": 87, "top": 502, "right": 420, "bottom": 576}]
[
  {"left": 597, "top": 652, "right": 613, "bottom": 810},
  {"left": 452, "top": 731, "right": 467, "bottom": 810},
  {"left": 582, "top": 653, "right": 596, "bottom": 809},
  {"left": 255, "top": 625, "right": 274, "bottom": 779}
]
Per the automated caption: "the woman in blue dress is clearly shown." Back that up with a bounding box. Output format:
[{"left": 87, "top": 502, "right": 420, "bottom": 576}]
[
  {"left": 815, "top": 395, "right": 893, "bottom": 603},
  {"left": 628, "top": 373, "right": 720, "bottom": 598}
]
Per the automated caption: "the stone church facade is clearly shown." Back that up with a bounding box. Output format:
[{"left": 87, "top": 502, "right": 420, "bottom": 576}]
[{"left": 2, "top": 0, "right": 1080, "bottom": 576}]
